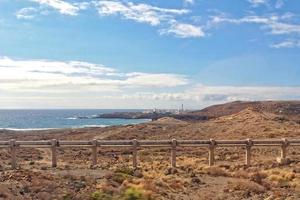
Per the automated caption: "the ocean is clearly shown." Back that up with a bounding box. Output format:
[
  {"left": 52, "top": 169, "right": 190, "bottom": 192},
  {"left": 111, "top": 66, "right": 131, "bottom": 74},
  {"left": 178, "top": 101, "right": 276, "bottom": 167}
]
[{"left": 0, "top": 109, "right": 151, "bottom": 131}]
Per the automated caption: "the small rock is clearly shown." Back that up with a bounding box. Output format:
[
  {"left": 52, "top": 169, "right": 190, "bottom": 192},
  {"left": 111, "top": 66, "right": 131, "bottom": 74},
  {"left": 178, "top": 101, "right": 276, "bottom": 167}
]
[
  {"left": 190, "top": 172, "right": 196, "bottom": 178},
  {"left": 276, "top": 157, "right": 291, "bottom": 165},
  {"left": 64, "top": 165, "right": 71, "bottom": 170},
  {"left": 37, "top": 192, "right": 52, "bottom": 200},
  {"left": 89, "top": 164, "right": 97, "bottom": 169},
  {"left": 29, "top": 161, "right": 35, "bottom": 165},
  {"left": 191, "top": 177, "right": 204, "bottom": 185},
  {"left": 292, "top": 168, "right": 300, "bottom": 173},
  {"left": 219, "top": 164, "right": 230, "bottom": 170},
  {"left": 164, "top": 167, "right": 178, "bottom": 175},
  {"left": 133, "top": 170, "right": 143, "bottom": 178},
  {"left": 80, "top": 176, "right": 86, "bottom": 181},
  {"left": 20, "top": 185, "right": 30, "bottom": 194},
  {"left": 74, "top": 181, "right": 86, "bottom": 191},
  {"left": 0, "top": 193, "right": 7, "bottom": 198},
  {"left": 40, "top": 166, "right": 47, "bottom": 170},
  {"left": 37, "top": 156, "right": 43, "bottom": 160}
]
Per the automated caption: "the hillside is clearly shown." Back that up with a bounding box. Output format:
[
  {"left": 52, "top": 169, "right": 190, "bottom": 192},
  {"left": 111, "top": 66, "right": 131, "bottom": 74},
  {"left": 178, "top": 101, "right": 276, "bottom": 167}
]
[
  {"left": 191, "top": 100, "right": 300, "bottom": 119},
  {"left": 0, "top": 100, "right": 300, "bottom": 199}
]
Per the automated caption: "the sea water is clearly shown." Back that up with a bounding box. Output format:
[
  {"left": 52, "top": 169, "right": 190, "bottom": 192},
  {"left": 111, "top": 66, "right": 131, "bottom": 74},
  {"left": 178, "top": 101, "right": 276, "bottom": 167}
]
[{"left": 0, "top": 109, "right": 150, "bottom": 130}]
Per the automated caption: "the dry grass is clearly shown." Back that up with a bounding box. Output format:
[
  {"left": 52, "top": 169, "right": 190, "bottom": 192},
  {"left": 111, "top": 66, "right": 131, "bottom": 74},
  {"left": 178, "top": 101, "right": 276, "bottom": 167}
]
[
  {"left": 229, "top": 180, "right": 266, "bottom": 194},
  {"left": 203, "top": 166, "right": 229, "bottom": 177}
]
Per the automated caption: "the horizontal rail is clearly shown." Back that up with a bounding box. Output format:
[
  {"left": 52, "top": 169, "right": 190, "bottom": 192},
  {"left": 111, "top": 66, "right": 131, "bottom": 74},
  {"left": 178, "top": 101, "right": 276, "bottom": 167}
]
[
  {"left": 59, "top": 140, "right": 92, "bottom": 146},
  {"left": 1, "top": 138, "right": 299, "bottom": 170},
  {"left": 16, "top": 141, "right": 52, "bottom": 146},
  {"left": 1, "top": 139, "right": 299, "bottom": 147}
]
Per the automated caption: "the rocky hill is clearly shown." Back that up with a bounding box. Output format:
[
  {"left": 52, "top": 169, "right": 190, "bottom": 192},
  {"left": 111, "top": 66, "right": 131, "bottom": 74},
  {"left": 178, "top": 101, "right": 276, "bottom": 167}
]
[{"left": 191, "top": 100, "right": 300, "bottom": 120}]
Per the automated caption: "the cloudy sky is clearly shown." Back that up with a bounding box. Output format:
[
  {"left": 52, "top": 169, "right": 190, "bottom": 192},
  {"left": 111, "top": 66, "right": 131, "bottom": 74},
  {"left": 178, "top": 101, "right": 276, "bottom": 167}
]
[{"left": 0, "top": 0, "right": 300, "bottom": 109}]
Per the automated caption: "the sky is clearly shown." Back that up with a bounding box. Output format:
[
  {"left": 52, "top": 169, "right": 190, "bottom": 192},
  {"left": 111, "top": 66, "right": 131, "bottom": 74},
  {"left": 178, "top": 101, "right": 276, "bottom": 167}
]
[{"left": 0, "top": 0, "right": 300, "bottom": 109}]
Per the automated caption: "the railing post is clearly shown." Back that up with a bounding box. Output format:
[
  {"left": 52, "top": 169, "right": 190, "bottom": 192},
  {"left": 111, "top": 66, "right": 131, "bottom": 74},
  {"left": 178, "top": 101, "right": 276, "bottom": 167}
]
[
  {"left": 245, "top": 139, "right": 253, "bottom": 166},
  {"left": 277, "top": 138, "right": 289, "bottom": 164},
  {"left": 51, "top": 139, "right": 57, "bottom": 168},
  {"left": 171, "top": 139, "right": 177, "bottom": 168},
  {"left": 281, "top": 138, "right": 288, "bottom": 159},
  {"left": 132, "top": 139, "right": 138, "bottom": 169},
  {"left": 9, "top": 139, "right": 16, "bottom": 169},
  {"left": 208, "top": 139, "right": 216, "bottom": 166},
  {"left": 92, "top": 139, "right": 98, "bottom": 166}
]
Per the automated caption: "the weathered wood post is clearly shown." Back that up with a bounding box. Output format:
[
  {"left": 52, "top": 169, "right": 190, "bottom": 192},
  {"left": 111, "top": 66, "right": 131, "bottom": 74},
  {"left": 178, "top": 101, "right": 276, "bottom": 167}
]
[
  {"left": 245, "top": 138, "right": 253, "bottom": 166},
  {"left": 277, "top": 138, "right": 289, "bottom": 164},
  {"left": 51, "top": 139, "right": 57, "bottom": 168},
  {"left": 132, "top": 139, "right": 138, "bottom": 169},
  {"left": 9, "top": 139, "right": 16, "bottom": 169},
  {"left": 208, "top": 139, "right": 216, "bottom": 166},
  {"left": 281, "top": 138, "right": 288, "bottom": 159},
  {"left": 171, "top": 139, "right": 177, "bottom": 168},
  {"left": 92, "top": 139, "right": 98, "bottom": 166}
]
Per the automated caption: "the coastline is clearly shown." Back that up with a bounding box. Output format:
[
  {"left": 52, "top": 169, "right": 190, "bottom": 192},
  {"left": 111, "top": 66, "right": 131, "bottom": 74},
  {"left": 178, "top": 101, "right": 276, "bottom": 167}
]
[{"left": 0, "top": 114, "right": 152, "bottom": 132}]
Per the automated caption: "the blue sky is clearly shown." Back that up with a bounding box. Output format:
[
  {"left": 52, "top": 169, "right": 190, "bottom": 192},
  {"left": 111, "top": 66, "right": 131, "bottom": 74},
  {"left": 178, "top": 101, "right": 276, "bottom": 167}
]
[{"left": 0, "top": 0, "right": 300, "bottom": 109}]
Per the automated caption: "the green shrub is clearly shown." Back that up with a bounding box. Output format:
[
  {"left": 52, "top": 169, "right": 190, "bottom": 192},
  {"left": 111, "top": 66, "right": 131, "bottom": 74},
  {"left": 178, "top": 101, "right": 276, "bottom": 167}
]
[
  {"left": 91, "top": 191, "right": 113, "bottom": 200},
  {"left": 122, "top": 187, "right": 144, "bottom": 200},
  {"left": 112, "top": 172, "right": 132, "bottom": 184},
  {"left": 62, "top": 192, "right": 72, "bottom": 200},
  {"left": 115, "top": 166, "right": 134, "bottom": 176}
]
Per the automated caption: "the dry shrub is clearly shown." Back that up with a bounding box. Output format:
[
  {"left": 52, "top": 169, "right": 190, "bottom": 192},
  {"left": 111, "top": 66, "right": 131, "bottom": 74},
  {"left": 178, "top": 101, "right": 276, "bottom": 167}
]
[
  {"left": 250, "top": 172, "right": 268, "bottom": 184},
  {"left": 268, "top": 175, "right": 285, "bottom": 182},
  {"left": 168, "top": 179, "right": 185, "bottom": 191},
  {"left": 283, "top": 172, "right": 296, "bottom": 181},
  {"left": 290, "top": 181, "right": 300, "bottom": 190},
  {"left": 140, "top": 180, "right": 158, "bottom": 193},
  {"left": 204, "top": 166, "right": 228, "bottom": 177},
  {"left": 231, "top": 180, "right": 266, "bottom": 194},
  {"left": 266, "top": 169, "right": 296, "bottom": 187},
  {"left": 231, "top": 170, "right": 250, "bottom": 179},
  {"left": 96, "top": 183, "right": 118, "bottom": 196}
]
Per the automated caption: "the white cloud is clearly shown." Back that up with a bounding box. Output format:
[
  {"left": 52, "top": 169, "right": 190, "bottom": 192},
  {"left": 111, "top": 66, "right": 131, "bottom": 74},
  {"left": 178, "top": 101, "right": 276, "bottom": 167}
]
[
  {"left": 125, "top": 72, "right": 187, "bottom": 87},
  {"left": 248, "top": 0, "right": 268, "bottom": 7},
  {"left": 94, "top": 0, "right": 189, "bottom": 26},
  {"left": 275, "top": 0, "right": 286, "bottom": 8},
  {"left": 1, "top": 84, "right": 299, "bottom": 109},
  {"left": 160, "top": 21, "right": 205, "bottom": 38},
  {"left": 123, "top": 85, "right": 300, "bottom": 103},
  {"left": 0, "top": 57, "right": 299, "bottom": 109},
  {"left": 184, "top": 0, "right": 195, "bottom": 5},
  {"left": 0, "top": 57, "right": 188, "bottom": 93},
  {"left": 19, "top": 0, "right": 202, "bottom": 38},
  {"left": 271, "top": 39, "right": 300, "bottom": 48},
  {"left": 73, "top": 2, "right": 91, "bottom": 10},
  {"left": 187, "top": 85, "right": 300, "bottom": 101},
  {"left": 16, "top": 7, "right": 38, "bottom": 19},
  {"left": 93, "top": 0, "right": 203, "bottom": 38},
  {"left": 248, "top": 0, "right": 286, "bottom": 9},
  {"left": 30, "top": 0, "right": 81, "bottom": 15},
  {"left": 209, "top": 14, "right": 300, "bottom": 35}
]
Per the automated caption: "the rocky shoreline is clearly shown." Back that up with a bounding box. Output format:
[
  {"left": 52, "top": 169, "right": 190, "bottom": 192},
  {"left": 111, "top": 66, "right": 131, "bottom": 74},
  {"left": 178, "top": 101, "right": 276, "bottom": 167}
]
[{"left": 77, "top": 111, "right": 210, "bottom": 122}]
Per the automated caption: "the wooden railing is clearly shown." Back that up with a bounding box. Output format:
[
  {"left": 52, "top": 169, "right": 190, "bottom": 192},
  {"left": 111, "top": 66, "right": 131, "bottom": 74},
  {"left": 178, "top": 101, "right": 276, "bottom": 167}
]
[{"left": 1, "top": 138, "right": 299, "bottom": 169}]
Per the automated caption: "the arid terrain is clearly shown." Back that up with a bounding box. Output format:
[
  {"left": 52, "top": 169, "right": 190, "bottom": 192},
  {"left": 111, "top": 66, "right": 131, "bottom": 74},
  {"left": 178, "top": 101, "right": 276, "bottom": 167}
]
[{"left": 0, "top": 101, "right": 300, "bottom": 200}]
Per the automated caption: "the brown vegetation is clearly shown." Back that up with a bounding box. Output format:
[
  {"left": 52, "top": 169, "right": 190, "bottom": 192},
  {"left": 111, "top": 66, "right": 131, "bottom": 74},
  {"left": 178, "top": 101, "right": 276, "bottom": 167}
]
[{"left": 0, "top": 101, "right": 300, "bottom": 199}]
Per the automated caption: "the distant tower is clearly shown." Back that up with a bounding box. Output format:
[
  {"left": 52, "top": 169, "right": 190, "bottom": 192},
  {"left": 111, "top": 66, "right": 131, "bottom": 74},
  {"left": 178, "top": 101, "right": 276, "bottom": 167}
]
[{"left": 181, "top": 104, "right": 184, "bottom": 111}]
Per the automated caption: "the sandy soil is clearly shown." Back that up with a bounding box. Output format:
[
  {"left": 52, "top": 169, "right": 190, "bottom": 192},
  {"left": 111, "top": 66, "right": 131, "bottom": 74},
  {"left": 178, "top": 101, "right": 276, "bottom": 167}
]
[{"left": 0, "top": 105, "right": 300, "bottom": 199}]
